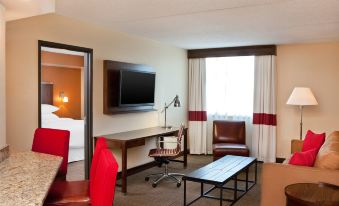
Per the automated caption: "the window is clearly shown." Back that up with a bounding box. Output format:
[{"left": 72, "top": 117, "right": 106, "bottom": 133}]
[{"left": 206, "top": 56, "right": 254, "bottom": 117}]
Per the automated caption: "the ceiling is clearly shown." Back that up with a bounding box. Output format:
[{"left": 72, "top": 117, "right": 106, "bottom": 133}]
[
  {"left": 0, "top": 0, "right": 55, "bottom": 21},
  {"left": 3, "top": 0, "right": 339, "bottom": 49}
]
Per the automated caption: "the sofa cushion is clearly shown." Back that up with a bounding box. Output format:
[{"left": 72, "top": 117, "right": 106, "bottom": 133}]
[
  {"left": 289, "top": 148, "right": 318, "bottom": 167},
  {"left": 302, "top": 130, "right": 325, "bottom": 152},
  {"left": 314, "top": 131, "right": 339, "bottom": 170}
]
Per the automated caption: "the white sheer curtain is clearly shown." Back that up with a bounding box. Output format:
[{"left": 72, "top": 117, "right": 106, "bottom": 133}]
[
  {"left": 206, "top": 56, "right": 255, "bottom": 154},
  {"left": 252, "top": 55, "right": 277, "bottom": 163}
]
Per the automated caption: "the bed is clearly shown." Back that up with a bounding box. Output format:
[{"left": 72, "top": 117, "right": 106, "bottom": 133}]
[{"left": 41, "top": 104, "right": 84, "bottom": 162}]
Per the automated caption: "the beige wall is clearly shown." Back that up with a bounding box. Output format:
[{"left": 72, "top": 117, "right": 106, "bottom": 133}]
[
  {"left": 0, "top": 4, "right": 6, "bottom": 149},
  {"left": 276, "top": 42, "right": 339, "bottom": 158},
  {"left": 6, "top": 14, "right": 188, "bottom": 170}
]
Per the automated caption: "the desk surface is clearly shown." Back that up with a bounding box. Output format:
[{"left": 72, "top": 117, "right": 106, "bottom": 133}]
[
  {"left": 0, "top": 151, "right": 62, "bottom": 206},
  {"left": 99, "top": 126, "right": 182, "bottom": 141}
]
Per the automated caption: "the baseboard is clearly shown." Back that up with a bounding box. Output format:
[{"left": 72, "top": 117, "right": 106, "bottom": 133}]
[
  {"left": 0, "top": 145, "right": 9, "bottom": 163},
  {"left": 276, "top": 157, "right": 286, "bottom": 163}
]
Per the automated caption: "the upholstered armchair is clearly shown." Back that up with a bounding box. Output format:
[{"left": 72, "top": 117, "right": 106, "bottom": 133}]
[{"left": 212, "top": 120, "right": 249, "bottom": 160}]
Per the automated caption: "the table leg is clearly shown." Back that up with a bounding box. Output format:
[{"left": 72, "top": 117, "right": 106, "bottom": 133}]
[
  {"left": 201, "top": 182, "right": 204, "bottom": 196},
  {"left": 184, "top": 129, "right": 188, "bottom": 167},
  {"left": 220, "top": 186, "right": 223, "bottom": 206},
  {"left": 121, "top": 143, "right": 127, "bottom": 194},
  {"left": 184, "top": 179, "right": 186, "bottom": 206},
  {"left": 254, "top": 161, "right": 257, "bottom": 184},
  {"left": 234, "top": 176, "right": 237, "bottom": 201},
  {"left": 246, "top": 168, "right": 249, "bottom": 191}
]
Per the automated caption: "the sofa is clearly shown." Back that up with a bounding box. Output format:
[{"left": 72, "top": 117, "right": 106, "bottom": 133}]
[{"left": 261, "top": 131, "right": 339, "bottom": 206}]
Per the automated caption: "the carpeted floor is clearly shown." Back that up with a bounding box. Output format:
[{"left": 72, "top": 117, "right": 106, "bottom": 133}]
[{"left": 68, "top": 155, "right": 261, "bottom": 206}]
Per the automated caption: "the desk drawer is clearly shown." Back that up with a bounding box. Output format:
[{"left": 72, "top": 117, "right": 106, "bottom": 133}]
[{"left": 126, "top": 138, "right": 145, "bottom": 148}]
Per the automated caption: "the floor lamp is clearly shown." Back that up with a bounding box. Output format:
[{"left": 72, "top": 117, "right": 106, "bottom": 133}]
[{"left": 287, "top": 87, "right": 318, "bottom": 140}]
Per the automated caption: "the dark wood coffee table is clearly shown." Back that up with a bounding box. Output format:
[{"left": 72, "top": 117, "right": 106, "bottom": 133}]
[
  {"left": 183, "top": 155, "right": 257, "bottom": 206},
  {"left": 285, "top": 183, "right": 339, "bottom": 206}
]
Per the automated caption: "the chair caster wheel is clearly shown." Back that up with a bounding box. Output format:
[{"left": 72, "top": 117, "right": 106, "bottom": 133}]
[
  {"left": 152, "top": 183, "right": 157, "bottom": 188},
  {"left": 145, "top": 177, "right": 149, "bottom": 181},
  {"left": 177, "top": 182, "right": 181, "bottom": 187}
]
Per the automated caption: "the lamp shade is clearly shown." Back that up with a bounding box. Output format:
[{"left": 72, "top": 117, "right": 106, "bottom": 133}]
[
  {"left": 286, "top": 87, "right": 318, "bottom": 106},
  {"left": 174, "top": 95, "right": 181, "bottom": 107}
]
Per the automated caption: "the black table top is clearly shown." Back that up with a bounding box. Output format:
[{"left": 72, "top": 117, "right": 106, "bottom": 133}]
[{"left": 183, "top": 155, "right": 256, "bottom": 185}]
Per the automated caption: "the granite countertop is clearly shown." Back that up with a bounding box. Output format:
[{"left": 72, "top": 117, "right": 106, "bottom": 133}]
[{"left": 0, "top": 151, "right": 62, "bottom": 206}]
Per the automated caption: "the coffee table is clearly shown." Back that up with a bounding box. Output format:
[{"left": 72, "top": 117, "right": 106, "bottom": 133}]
[{"left": 183, "top": 155, "right": 257, "bottom": 206}]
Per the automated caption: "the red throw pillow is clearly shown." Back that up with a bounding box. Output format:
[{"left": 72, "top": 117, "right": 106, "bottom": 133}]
[
  {"left": 302, "top": 130, "right": 325, "bottom": 152},
  {"left": 289, "top": 148, "right": 318, "bottom": 167}
]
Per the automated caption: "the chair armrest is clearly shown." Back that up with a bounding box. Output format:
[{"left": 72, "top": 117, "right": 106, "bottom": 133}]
[
  {"left": 291, "top": 139, "right": 304, "bottom": 153},
  {"left": 261, "top": 163, "right": 339, "bottom": 206}
]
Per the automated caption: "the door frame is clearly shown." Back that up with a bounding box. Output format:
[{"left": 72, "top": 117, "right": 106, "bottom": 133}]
[{"left": 38, "top": 40, "right": 93, "bottom": 179}]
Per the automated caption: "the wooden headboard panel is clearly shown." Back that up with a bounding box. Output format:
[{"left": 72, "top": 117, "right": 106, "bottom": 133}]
[{"left": 41, "top": 82, "right": 53, "bottom": 105}]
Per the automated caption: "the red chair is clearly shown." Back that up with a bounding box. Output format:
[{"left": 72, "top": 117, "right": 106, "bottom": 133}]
[
  {"left": 32, "top": 128, "right": 70, "bottom": 178},
  {"left": 90, "top": 137, "right": 108, "bottom": 190},
  {"left": 44, "top": 147, "right": 118, "bottom": 206}
]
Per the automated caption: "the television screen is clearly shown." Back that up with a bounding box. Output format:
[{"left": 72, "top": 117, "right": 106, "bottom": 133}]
[{"left": 119, "top": 70, "right": 155, "bottom": 106}]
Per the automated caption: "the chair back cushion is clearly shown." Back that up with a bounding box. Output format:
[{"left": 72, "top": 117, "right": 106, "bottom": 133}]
[
  {"left": 91, "top": 149, "right": 118, "bottom": 206},
  {"left": 90, "top": 137, "right": 108, "bottom": 189},
  {"left": 32, "top": 128, "right": 70, "bottom": 176},
  {"left": 213, "top": 120, "right": 246, "bottom": 144}
]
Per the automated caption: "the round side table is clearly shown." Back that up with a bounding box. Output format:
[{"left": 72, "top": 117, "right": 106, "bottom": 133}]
[{"left": 285, "top": 183, "right": 339, "bottom": 206}]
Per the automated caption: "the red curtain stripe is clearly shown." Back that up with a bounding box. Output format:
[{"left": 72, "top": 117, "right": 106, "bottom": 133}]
[
  {"left": 253, "top": 113, "right": 277, "bottom": 126},
  {"left": 188, "top": 111, "right": 207, "bottom": 121}
]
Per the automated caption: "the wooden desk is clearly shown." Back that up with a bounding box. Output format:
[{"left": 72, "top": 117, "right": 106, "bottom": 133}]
[
  {"left": 0, "top": 151, "right": 62, "bottom": 206},
  {"left": 97, "top": 126, "right": 188, "bottom": 194}
]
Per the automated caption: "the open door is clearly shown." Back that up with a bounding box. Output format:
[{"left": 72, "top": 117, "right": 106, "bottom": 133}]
[{"left": 38, "top": 40, "right": 93, "bottom": 179}]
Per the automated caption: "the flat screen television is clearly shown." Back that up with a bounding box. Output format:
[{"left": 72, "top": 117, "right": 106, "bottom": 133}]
[{"left": 119, "top": 70, "right": 156, "bottom": 107}]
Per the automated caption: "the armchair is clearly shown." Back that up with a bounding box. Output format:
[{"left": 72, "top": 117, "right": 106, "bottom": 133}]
[
  {"left": 212, "top": 120, "right": 249, "bottom": 160},
  {"left": 145, "top": 124, "right": 185, "bottom": 188}
]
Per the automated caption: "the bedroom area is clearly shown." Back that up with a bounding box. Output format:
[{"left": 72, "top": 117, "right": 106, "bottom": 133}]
[{"left": 40, "top": 46, "right": 86, "bottom": 178}]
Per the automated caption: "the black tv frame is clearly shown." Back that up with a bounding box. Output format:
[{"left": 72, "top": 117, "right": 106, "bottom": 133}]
[{"left": 103, "top": 60, "right": 156, "bottom": 114}]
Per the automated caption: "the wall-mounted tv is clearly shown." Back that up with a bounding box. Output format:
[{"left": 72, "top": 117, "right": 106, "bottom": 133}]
[
  {"left": 119, "top": 70, "right": 155, "bottom": 107},
  {"left": 103, "top": 60, "right": 156, "bottom": 114}
]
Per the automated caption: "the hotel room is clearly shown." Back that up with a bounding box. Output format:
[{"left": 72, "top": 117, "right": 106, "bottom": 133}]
[{"left": 0, "top": 0, "right": 338, "bottom": 206}]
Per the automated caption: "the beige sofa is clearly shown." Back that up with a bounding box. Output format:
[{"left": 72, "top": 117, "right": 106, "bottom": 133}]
[{"left": 261, "top": 132, "right": 339, "bottom": 206}]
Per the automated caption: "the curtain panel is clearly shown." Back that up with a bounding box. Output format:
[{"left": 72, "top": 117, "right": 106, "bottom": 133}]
[
  {"left": 188, "top": 59, "right": 208, "bottom": 154},
  {"left": 252, "top": 55, "right": 277, "bottom": 163}
]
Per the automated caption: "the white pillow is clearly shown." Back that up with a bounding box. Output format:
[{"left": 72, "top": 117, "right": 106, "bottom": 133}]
[
  {"left": 42, "top": 113, "right": 59, "bottom": 119},
  {"left": 41, "top": 104, "right": 59, "bottom": 114}
]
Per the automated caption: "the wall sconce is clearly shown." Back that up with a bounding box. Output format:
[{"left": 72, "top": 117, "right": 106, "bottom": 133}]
[{"left": 59, "top": 92, "right": 69, "bottom": 103}]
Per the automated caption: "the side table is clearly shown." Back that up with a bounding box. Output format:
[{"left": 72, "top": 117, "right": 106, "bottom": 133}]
[{"left": 285, "top": 182, "right": 339, "bottom": 206}]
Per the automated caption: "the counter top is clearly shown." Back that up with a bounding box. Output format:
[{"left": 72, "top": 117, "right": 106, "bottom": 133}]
[{"left": 0, "top": 151, "right": 62, "bottom": 206}]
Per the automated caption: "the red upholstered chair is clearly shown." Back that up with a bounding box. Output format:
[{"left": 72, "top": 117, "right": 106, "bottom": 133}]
[
  {"left": 32, "top": 128, "right": 70, "bottom": 178},
  {"left": 90, "top": 137, "right": 108, "bottom": 190},
  {"left": 44, "top": 147, "right": 118, "bottom": 206},
  {"left": 212, "top": 120, "right": 249, "bottom": 161}
]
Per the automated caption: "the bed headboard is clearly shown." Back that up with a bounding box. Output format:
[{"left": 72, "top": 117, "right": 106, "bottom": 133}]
[{"left": 41, "top": 82, "right": 53, "bottom": 105}]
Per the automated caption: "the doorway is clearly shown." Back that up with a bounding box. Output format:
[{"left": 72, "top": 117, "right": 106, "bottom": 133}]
[{"left": 38, "top": 40, "right": 93, "bottom": 179}]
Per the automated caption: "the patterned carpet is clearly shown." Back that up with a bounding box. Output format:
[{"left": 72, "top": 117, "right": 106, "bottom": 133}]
[{"left": 68, "top": 155, "right": 261, "bottom": 206}]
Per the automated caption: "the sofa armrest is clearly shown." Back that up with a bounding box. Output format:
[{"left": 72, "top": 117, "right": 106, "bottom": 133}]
[
  {"left": 291, "top": 139, "right": 303, "bottom": 153},
  {"left": 261, "top": 163, "right": 339, "bottom": 206}
]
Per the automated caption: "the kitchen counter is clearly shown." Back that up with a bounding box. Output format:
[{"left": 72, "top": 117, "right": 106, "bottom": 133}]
[{"left": 0, "top": 151, "right": 62, "bottom": 206}]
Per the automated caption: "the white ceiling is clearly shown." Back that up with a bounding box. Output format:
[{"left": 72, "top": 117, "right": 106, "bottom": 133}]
[
  {"left": 3, "top": 0, "right": 339, "bottom": 49},
  {"left": 0, "top": 0, "right": 55, "bottom": 21}
]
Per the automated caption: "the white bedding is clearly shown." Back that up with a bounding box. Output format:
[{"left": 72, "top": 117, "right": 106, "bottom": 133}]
[{"left": 42, "top": 113, "right": 84, "bottom": 162}]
